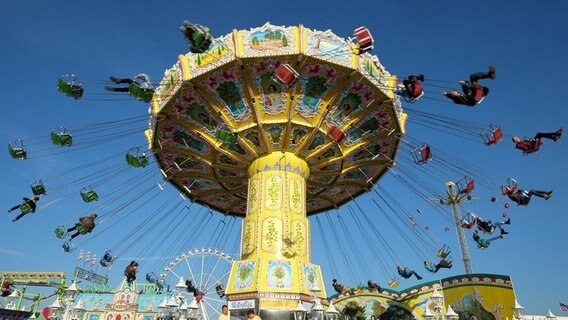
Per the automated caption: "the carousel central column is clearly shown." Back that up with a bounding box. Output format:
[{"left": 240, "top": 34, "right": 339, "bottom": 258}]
[{"left": 226, "top": 151, "right": 326, "bottom": 317}]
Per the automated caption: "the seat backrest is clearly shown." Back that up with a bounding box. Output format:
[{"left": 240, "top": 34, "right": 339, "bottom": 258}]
[
  {"left": 493, "top": 127, "right": 503, "bottom": 143},
  {"left": 406, "top": 90, "right": 425, "bottom": 103},
  {"left": 459, "top": 179, "right": 475, "bottom": 194},
  {"left": 354, "top": 27, "right": 374, "bottom": 51},
  {"left": 420, "top": 146, "right": 432, "bottom": 162},
  {"left": 531, "top": 139, "right": 542, "bottom": 151},
  {"left": 20, "top": 202, "right": 33, "bottom": 214}
]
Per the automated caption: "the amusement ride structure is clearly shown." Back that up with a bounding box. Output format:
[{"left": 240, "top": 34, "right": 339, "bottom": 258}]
[{"left": 146, "top": 22, "right": 403, "bottom": 318}]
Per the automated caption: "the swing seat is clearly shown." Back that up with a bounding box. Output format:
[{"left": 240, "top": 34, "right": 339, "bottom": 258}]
[
  {"left": 501, "top": 178, "right": 518, "bottom": 195},
  {"left": 100, "top": 250, "right": 116, "bottom": 267},
  {"left": 327, "top": 126, "right": 345, "bottom": 143},
  {"left": 191, "top": 30, "right": 213, "bottom": 53},
  {"left": 185, "top": 23, "right": 212, "bottom": 53},
  {"left": 439, "top": 259, "right": 453, "bottom": 268},
  {"left": 8, "top": 142, "right": 27, "bottom": 160},
  {"left": 481, "top": 125, "right": 502, "bottom": 145},
  {"left": 424, "top": 262, "right": 437, "bottom": 273},
  {"left": 521, "top": 138, "right": 542, "bottom": 155},
  {"left": 20, "top": 202, "right": 33, "bottom": 214},
  {"left": 353, "top": 26, "right": 374, "bottom": 53},
  {"left": 126, "top": 150, "right": 150, "bottom": 167},
  {"left": 458, "top": 177, "right": 475, "bottom": 194},
  {"left": 51, "top": 131, "right": 73, "bottom": 147},
  {"left": 411, "top": 144, "right": 432, "bottom": 164},
  {"left": 31, "top": 180, "right": 46, "bottom": 195},
  {"left": 478, "top": 240, "right": 490, "bottom": 249},
  {"left": 387, "top": 278, "right": 400, "bottom": 287},
  {"left": 394, "top": 87, "right": 424, "bottom": 103},
  {"left": 54, "top": 226, "right": 67, "bottom": 239},
  {"left": 274, "top": 63, "right": 299, "bottom": 86},
  {"left": 57, "top": 76, "right": 84, "bottom": 99},
  {"left": 76, "top": 223, "right": 89, "bottom": 234},
  {"left": 100, "top": 258, "right": 111, "bottom": 268},
  {"left": 461, "top": 220, "right": 475, "bottom": 229},
  {"left": 128, "top": 82, "right": 154, "bottom": 103},
  {"left": 437, "top": 245, "right": 451, "bottom": 258},
  {"left": 81, "top": 189, "right": 99, "bottom": 202},
  {"left": 146, "top": 272, "right": 159, "bottom": 283},
  {"left": 192, "top": 36, "right": 213, "bottom": 53},
  {"left": 61, "top": 241, "right": 76, "bottom": 253},
  {"left": 217, "top": 129, "right": 237, "bottom": 144}
]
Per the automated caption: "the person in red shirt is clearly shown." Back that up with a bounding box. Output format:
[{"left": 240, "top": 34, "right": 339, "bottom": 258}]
[
  {"left": 444, "top": 66, "right": 495, "bottom": 106},
  {"left": 512, "top": 127, "right": 563, "bottom": 153},
  {"left": 395, "top": 74, "right": 425, "bottom": 100}
]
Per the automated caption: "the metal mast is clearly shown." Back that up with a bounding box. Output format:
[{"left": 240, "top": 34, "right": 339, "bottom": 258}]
[{"left": 441, "top": 181, "right": 473, "bottom": 274}]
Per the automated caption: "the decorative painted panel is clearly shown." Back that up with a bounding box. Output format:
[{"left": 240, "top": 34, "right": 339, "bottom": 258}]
[
  {"left": 264, "top": 174, "right": 283, "bottom": 210},
  {"left": 303, "top": 27, "right": 354, "bottom": 68},
  {"left": 325, "top": 81, "right": 375, "bottom": 128},
  {"left": 248, "top": 178, "right": 260, "bottom": 213},
  {"left": 201, "top": 65, "right": 252, "bottom": 122},
  {"left": 266, "top": 260, "right": 293, "bottom": 289},
  {"left": 261, "top": 216, "right": 282, "bottom": 253},
  {"left": 248, "top": 59, "right": 290, "bottom": 115},
  {"left": 242, "top": 220, "right": 256, "bottom": 257},
  {"left": 232, "top": 261, "right": 255, "bottom": 290},
  {"left": 172, "top": 88, "right": 220, "bottom": 135},
  {"left": 159, "top": 124, "right": 211, "bottom": 156},
  {"left": 186, "top": 33, "right": 236, "bottom": 77},
  {"left": 289, "top": 178, "right": 302, "bottom": 214},
  {"left": 237, "top": 23, "right": 299, "bottom": 58},
  {"left": 343, "top": 108, "right": 392, "bottom": 146},
  {"left": 295, "top": 62, "right": 342, "bottom": 118},
  {"left": 291, "top": 220, "right": 306, "bottom": 256}
]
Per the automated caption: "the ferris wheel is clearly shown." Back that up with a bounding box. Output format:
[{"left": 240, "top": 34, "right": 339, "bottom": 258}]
[{"left": 157, "top": 248, "right": 235, "bottom": 320}]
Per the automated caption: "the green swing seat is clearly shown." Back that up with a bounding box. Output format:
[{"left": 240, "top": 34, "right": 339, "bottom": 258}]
[
  {"left": 54, "top": 225, "right": 67, "bottom": 239},
  {"left": 51, "top": 130, "right": 73, "bottom": 147},
  {"left": 217, "top": 129, "right": 237, "bottom": 144},
  {"left": 80, "top": 189, "right": 99, "bottom": 202},
  {"left": 8, "top": 141, "right": 27, "bottom": 160},
  {"left": 20, "top": 202, "right": 33, "bottom": 214},
  {"left": 57, "top": 76, "right": 84, "bottom": 99},
  {"left": 31, "top": 181, "right": 46, "bottom": 196},
  {"left": 76, "top": 223, "right": 89, "bottom": 234},
  {"left": 126, "top": 150, "right": 149, "bottom": 168},
  {"left": 188, "top": 24, "right": 213, "bottom": 53},
  {"left": 192, "top": 34, "right": 212, "bottom": 53},
  {"left": 128, "top": 82, "right": 154, "bottom": 103}
]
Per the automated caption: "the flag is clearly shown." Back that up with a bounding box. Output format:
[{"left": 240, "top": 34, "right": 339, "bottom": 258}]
[{"left": 560, "top": 303, "right": 568, "bottom": 312}]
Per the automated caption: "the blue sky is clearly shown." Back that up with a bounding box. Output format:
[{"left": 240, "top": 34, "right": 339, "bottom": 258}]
[{"left": 1, "top": 0, "right": 567, "bottom": 315}]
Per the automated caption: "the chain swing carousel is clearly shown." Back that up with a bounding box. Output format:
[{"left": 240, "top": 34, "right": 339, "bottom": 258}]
[{"left": 147, "top": 22, "right": 404, "bottom": 319}]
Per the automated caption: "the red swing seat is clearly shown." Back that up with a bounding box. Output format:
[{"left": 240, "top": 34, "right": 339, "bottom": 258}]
[
  {"left": 274, "top": 64, "right": 299, "bottom": 86},
  {"left": 353, "top": 27, "right": 374, "bottom": 53},
  {"left": 481, "top": 125, "right": 502, "bottom": 145}
]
